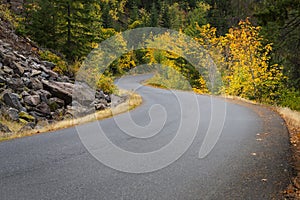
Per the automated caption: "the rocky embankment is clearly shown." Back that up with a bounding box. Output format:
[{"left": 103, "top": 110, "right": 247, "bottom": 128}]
[{"left": 0, "top": 19, "right": 124, "bottom": 136}]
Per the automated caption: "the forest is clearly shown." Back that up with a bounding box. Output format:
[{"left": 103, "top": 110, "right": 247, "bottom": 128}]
[{"left": 1, "top": 0, "right": 299, "bottom": 110}]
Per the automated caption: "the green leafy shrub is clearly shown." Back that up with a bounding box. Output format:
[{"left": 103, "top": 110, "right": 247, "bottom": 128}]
[
  {"left": 278, "top": 89, "right": 300, "bottom": 111},
  {"left": 96, "top": 75, "right": 117, "bottom": 94},
  {"left": 39, "top": 50, "right": 68, "bottom": 74},
  {"left": 0, "top": 3, "right": 16, "bottom": 25}
]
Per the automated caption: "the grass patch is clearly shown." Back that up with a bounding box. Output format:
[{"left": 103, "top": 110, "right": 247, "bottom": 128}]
[
  {"left": 0, "top": 118, "right": 23, "bottom": 133},
  {"left": 0, "top": 90, "right": 142, "bottom": 142}
]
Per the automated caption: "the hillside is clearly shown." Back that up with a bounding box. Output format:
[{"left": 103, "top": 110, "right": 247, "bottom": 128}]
[{"left": 0, "top": 17, "right": 113, "bottom": 136}]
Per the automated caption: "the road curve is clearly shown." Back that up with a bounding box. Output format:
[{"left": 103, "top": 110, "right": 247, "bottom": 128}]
[{"left": 0, "top": 75, "right": 292, "bottom": 199}]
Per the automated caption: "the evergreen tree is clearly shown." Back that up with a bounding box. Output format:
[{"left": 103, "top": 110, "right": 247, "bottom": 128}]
[
  {"left": 25, "top": 0, "right": 103, "bottom": 60},
  {"left": 255, "top": 0, "right": 300, "bottom": 89},
  {"left": 149, "top": 3, "right": 158, "bottom": 27}
]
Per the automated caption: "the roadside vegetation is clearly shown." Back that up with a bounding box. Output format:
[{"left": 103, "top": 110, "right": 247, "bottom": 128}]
[{"left": 4, "top": 0, "right": 297, "bottom": 111}]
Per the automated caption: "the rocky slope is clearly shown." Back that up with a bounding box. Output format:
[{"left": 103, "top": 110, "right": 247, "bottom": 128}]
[{"left": 0, "top": 17, "right": 120, "bottom": 136}]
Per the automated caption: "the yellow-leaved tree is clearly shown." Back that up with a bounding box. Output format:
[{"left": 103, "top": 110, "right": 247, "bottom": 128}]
[
  {"left": 194, "top": 19, "right": 285, "bottom": 102},
  {"left": 223, "top": 19, "right": 285, "bottom": 102}
]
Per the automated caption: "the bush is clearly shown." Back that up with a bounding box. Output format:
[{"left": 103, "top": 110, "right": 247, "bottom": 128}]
[
  {"left": 96, "top": 75, "right": 117, "bottom": 94},
  {"left": 278, "top": 88, "right": 300, "bottom": 111},
  {"left": 39, "top": 50, "right": 68, "bottom": 74},
  {"left": 0, "top": 3, "right": 16, "bottom": 25}
]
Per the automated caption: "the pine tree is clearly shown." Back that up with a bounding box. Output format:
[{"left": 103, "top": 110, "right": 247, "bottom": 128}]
[
  {"left": 149, "top": 3, "right": 158, "bottom": 27},
  {"left": 25, "top": 0, "right": 103, "bottom": 60}
]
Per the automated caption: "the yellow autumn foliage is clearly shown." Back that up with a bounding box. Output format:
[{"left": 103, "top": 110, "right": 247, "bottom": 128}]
[{"left": 195, "top": 19, "right": 285, "bottom": 102}]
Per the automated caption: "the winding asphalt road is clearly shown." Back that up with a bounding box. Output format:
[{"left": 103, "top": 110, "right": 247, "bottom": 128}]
[{"left": 0, "top": 75, "right": 292, "bottom": 199}]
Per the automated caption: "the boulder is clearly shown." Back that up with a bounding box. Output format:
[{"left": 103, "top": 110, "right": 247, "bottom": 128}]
[
  {"left": 40, "top": 65, "right": 58, "bottom": 79},
  {"left": 7, "top": 78, "right": 24, "bottom": 91},
  {"left": 72, "top": 82, "right": 95, "bottom": 106},
  {"left": 11, "top": 61, "right": 25, "bottom": 75},
  {"left": 3, "top": 92, "right": 25, "bottom": 111},
  {"left": 29, "top": 78, "right": 43, "bottom": 90},
  {"left": 42, "top": 61, "right": 56, "bottom": 69},
  {"left": 24, "top": 95, "right": 40, "bottom": 106},
  {"left": 14, "top": 52, "right": 26, "bottom": 61},
  {"left": 48, "top": 97, "right": 65, "bottom": 111},
  {"left": 0, "top": 75, "right": 6, "bottom": 84},
  {"left": 93, "top": 98, "right": 108, "bottom": 110},
  {"left": 31, "top": 69, "right": 42, "bottom": 77},
  {"left": 37, "top": 89, "right": 51, "bottom": 103},
  {"left": 21, "top": 91, "right": 30, "bottom": 98},
  {"left": 21, "top": 77, "right": 31, "bottom": 87},
  {"left": 95, "top": 103, "right": 106, "bottom": 110},
  {"left": 40, "top": 72, "right": 50, "bottom": 79},
  {"left": 2, "top": 66, "right": 13, "bottom": 74},
  {"left": 35, "top": 102, "right": 51, "bottom": 116},
  {"left": 42, "top": 80, "right": 74, "bottom": 105},
  {"left": 7, "top": 107, "right": 19, "bottom": 121},
  {"left": 23, "top": 72, "right": 31, "bottom": 78},
  {"left": 95, "top": 90, "right": 106, "bottom": 99},
  {"left": 2, "top": 54, "right": 16, "bottom": 66}
]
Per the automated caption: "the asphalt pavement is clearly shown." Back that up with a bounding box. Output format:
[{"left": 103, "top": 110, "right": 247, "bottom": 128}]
[{"left": 0, "top": 75, "right": 292, "bottom": 200}]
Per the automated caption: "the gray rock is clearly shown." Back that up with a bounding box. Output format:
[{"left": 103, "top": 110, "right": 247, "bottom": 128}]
[
  {"left": 95, "top": 103, "right": 106, "bottom": 110},
  {"left": 105, "top": 94, "right": 111, "bottom": 103},
  {"left": 94, "top": 98, "right": 108, "bottom": 105},
  {"left": 7, "top": 78, "right": 24, "bottom": 91},
  {"left": 30, "top": 62, "right": 41, "bottom": 70},
  {"left": 48, "top": 97, "right": 65, "bottom": 111},
  {"left": 0, "top": 75, "right": 6, "bottom": 83},
  {"left": 36, "top": 102, "right": 51, "bottom": 116},
  {"left": 42, "top": 80, "right": 74, "bottom": 105},
  {"left": 11, "top": 61, "right": 25, "bottom": 75},
  {"left": 95, "top": 90, "right": 106, "bottom": 99},
  {"left": 7, "top": 107, "right": 19, "bottom": 121},
  {"left": 43, "top": 61, "right": 56, "bottom": 69},
  {"left": 41, "top": 72, "right": 49, "bottom": 78},
  {"left": 3, "top": 92, "right": 25, "bottom": 111},
  {"left": 2, "top": 66, "right": 13, "bottom": 74},
  {"left": 21, "top": 77, "right": 31, "bottom": 87},
  {"left": 14, "top": 53, "right": 26, "bottom": 61},
  {"left": 2, "top": 54, "right": 16, "bottom": 66},
  {"left": 23, "top": 72, "right": 31, "bottom": 78},
  {"left": 37, "top": 89, "right": 51, "bottom": 103},
  {"left": 72, "top": 82, "right": 95, "bottom": 106},
  {"left": 40, "top": 65, "right": 58, "bottom": 78},
  {"left": 47, "top": 70, "right": 58, "bottom": 79},
  {"left": 21, "top": 91, "right": 30, "bottom": 98},
  {"left": 24, "top": 95, "right": 40, "bottom": 106},
  {"left": 31, "top": 69, "right": 42, "bottom": 77},
  {"left": 29, "top": 78, "right": 43, "bottom": 90}
]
